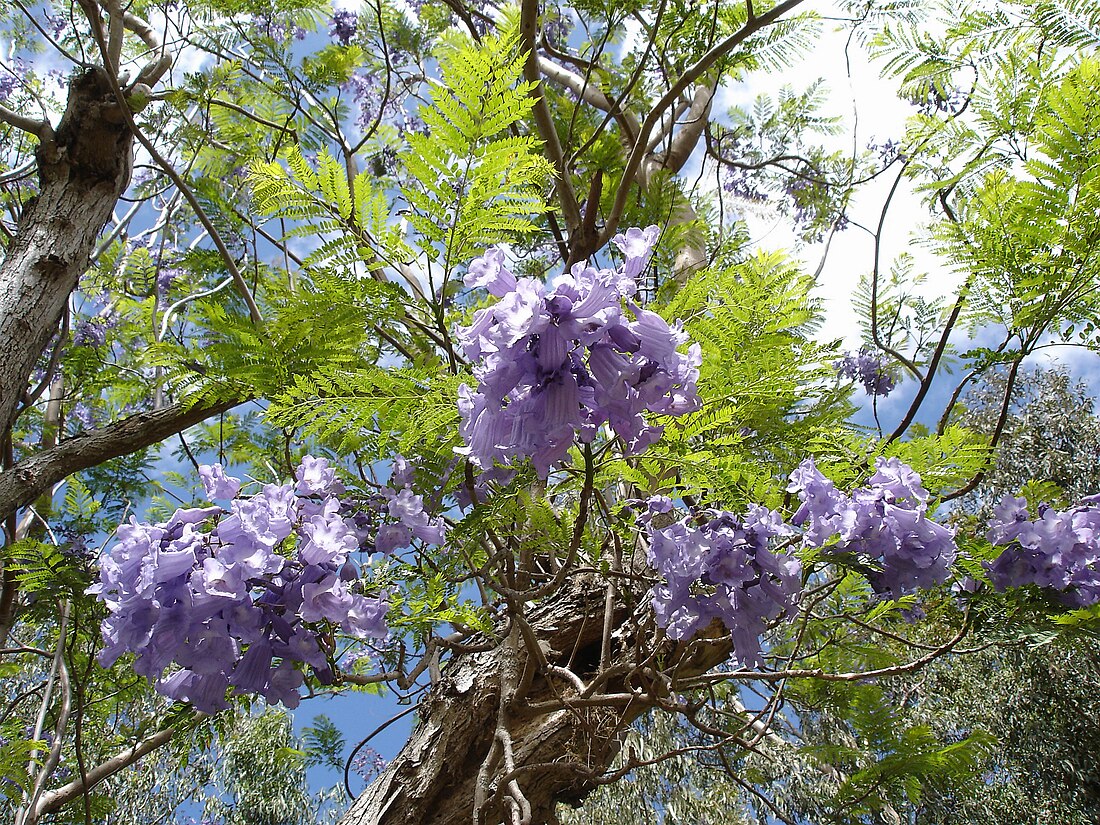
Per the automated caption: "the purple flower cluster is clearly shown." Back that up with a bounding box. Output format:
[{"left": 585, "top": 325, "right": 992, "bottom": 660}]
[
  {"left": 867, "top": 137, "right": 904, "bottom": 166},
  {"left": 329, "top": 9, "right": 358, "bottom": 45},
  {"left": 90, "top": 458, "right": 395, "bottom": 713},
  {"left": 914, "top": 86, "right": 968, "bottom": 116},
  {"left": 252, "top": 15, "right": 306, "bottom": 42},
  {"left": 788, "top": 457, "right": 957, "bottom": 598},
  {"left": 351, "top": 745, "right": 387, "bottom": 784},
  {"left": 343, "top": 71, "right": 396, "bottom": 134},
  {"left": 375, "top": 478, "right": 446, "bottom": 554},
  {"left": 648, "top": 505, "right": 801, "bottom": 667},
  {"left": 985, "top": 496, "right": 1100, "bottom": 607},
  {"left": 456, "top": 227, "right": 702, "bottom": 479},
  {"left": 835, "top": 348, "right": 896, "bottom": 397}
]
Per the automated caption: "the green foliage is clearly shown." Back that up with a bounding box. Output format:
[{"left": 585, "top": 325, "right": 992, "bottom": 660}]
[
  {"left": 803, "top": 684, "right": 995, "bottom": 819},
  {"left": 250, "top": 144, "right": 409, "bottom": 279},
  {"left": 8, "top": 3, "right": 1100, "bottom": 825},
  {"left": 399, "top": 29, "right": 554, "bottom": 270},
  {"left": 626, "top": 250, "right": 850, "bottom": 506},
  {"left": 266, "top": 365, "right": 464, "bottom": 457},
  {"left": 301, "top": 714, "right": 345, "bottom": 773},
  {"left": 0, "top": 738, "right": 45, "bottom": 805},
  {"left": 853, "top": 253, "right": 953, "bottom": 369},
  {"left": 1, "top": 539, "right": 91, "bottom": 602},
  {"left": 1035, "top": 0, "right": 1100, "bottom": 49},
  {"left": 876, "top": 425, "right": 990, "bottom": 499},
  {"left": 151, "top": 277, "right": 396, "bottom": 405}
]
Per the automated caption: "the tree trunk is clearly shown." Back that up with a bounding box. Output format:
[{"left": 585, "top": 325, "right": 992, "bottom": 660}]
[
  {"left": 340, "top": 576, "right": 730, "bottom": 825},
  {"left": 0, "top": 67, "right": 133, "bottom": 435}
]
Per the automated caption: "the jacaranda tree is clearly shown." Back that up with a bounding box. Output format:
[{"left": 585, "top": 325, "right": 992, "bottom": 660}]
[{"left": 2, "top": 1, "right": 1100, "bottom": 824}]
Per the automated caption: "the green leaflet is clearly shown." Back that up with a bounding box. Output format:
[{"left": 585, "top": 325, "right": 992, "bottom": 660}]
[
  {"left": 265, "top": 365, "right": 464, "bottom": 458},
  {"left": 247, "top": 28, "right": 553, "bottom": 290},
  {"left": 399, "top": 29, "right": 554, "bottom": 271},
  {"left": 0, "top": 738, "right": 47, "bottom": 805},
  {"left": 617, "top": 251, "right": 851, "bottom": 507},
  {"left": 249, "top": 144, "right": 409, "bottom": 279}
]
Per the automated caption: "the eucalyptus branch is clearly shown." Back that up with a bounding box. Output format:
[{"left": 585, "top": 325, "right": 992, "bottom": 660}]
[
  {"left": 657, "top": 84, "right": 714, "bottom": 173},
  {"left": 536, "top": 57, "right": 640, "bottom": 145}
]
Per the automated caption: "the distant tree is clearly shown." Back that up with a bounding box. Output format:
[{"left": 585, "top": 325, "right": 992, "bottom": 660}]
[
  {"left": 954, "top": 366, "right": 1100, "bottom": 515},
  {"left": 104, "top": 709, "right": 347, "bottom": 825}
]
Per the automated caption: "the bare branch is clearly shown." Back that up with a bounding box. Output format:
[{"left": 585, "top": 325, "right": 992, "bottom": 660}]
[
  {"left": 0, "top": 103, "right": 51, "bottom": 140},
  {"left": 33, "top": 724, "right": 182, "bottom": 817},
  {"left": 118, "top": 8, "right": 173, "bottom": 87},
  {"left": 519, "top": 0, "right": 582, "bottom": 234},
  {"left": 601, "top": 0, "right": 807, "bottom": 246},
  {"left": 0, "top": 399, "right": 242, "bottom": 523},
  {"left": 101, "top": 0, "right": 125, "bottom": 76},
  {"left": 536, "top": 57, "right": 640, "bottom": 145},
  {"left": 657, "top": 85, "right": 714, "bottom": 174}
]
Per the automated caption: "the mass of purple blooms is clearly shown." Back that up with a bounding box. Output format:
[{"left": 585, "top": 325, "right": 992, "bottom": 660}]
[
  {"left": 788, "top": 457, "right": 957, "bottom": 599},
  {"left": 329, "top": 9, "right": 358, "bottom": 46},
  {"left": 835, "top": 348, "right": 896, "bottom": 397},
  {"left": 985, "top": 495, "right": 1100, "bottom": 607},
  {"left": 456, "top": 226, "right": 702, "bottom": 479},
  {"left": 647, "top": 504, "right": 801, "bottom": 667},
  {"left": 648, "top": 458, "right": 960, "bottom": 658},
  {"left": 72, "top": 311, "right": 118, "bottom": 347},
  {"left": 90, "top": 457, "right": 444, "bottom": 713}
]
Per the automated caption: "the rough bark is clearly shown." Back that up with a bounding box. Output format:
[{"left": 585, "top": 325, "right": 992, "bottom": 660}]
[
  {"left": 0, "top": 67, "right": 134, "bottom": 436},
  {"left": 340, "top": 576, "right": 730, "bottom": 825}
]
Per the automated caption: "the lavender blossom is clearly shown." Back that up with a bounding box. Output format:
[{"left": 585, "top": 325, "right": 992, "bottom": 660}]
[
  {"left": 648, "top": 506, "right": 801, "bottom": 667},
  {"left": 456, "top": 228, "right": 701, "bottom": 479},
  {"left": 329, "top": 9, "right": 358, "bottom": 45},
  {"left": 835, "top": 348, "right": 896, "bottom": 397},
  {"left": 90, "top": 458, "right": 392, "bottom": 713},
  {"left": 73, "top": 319, "right": 109, "bottom": 347},
  {"left": 787, "top": 457, "right": 957, "bottom": 599},
  {"left": 199, "top": 463, "right": 242, "bottom": 500},
  {"left": 985, "top": 496, "right": 1100, "bottom": 607},
  {"left": 648, "top": 458, "right": 964, "bottom": 658}
]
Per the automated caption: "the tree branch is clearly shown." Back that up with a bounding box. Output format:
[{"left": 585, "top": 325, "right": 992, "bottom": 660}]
[
  {"left": 118, "top": 8, "right": 173, "bottom": 87},
  {"left": 0, "top": 398, "right": 242, "bottom": 522},
  {"left": 600, "top": 0, "right": 806, "bottom": 247},
  {"left": 0, "top": 103, "right": 51, "bottom": 140},
  {"left": 519, "top": 0, "right": 582, "bottom": 234},
  {"left": 536, "top": 57, "right": 640, "bottom": 145},
  {"left": 33, "top": 723, "right": 181, "bottom": 817}
]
